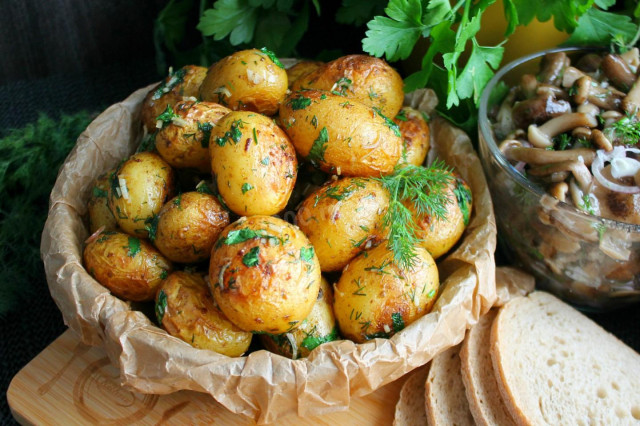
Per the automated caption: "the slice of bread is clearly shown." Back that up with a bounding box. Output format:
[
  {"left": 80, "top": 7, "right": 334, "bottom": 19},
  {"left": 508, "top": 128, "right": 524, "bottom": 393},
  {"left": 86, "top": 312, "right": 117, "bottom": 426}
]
[
  {"left": 425, "top": 344, "right": 475, "bottom": 426},
  {"left": 460, "top": 309, "right": 516, "bottom": 426},
  {"left": 491, "top": 291, "right": 640, "bottom": 425},
  {"left": 394, "top": 365, "right": 429, "bottom": 426}
]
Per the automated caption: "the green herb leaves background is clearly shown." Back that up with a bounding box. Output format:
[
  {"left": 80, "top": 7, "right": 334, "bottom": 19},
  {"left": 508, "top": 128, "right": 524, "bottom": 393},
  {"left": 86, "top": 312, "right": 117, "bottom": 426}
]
[{"left": 0, "top": 113, "right": 93, "bottom": 317}]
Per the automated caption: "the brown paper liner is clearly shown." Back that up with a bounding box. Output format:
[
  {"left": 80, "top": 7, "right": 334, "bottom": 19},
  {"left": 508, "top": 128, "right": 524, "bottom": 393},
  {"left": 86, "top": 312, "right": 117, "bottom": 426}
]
[{"left": 41, "top": 83, "right": 498, "bottom": 423}]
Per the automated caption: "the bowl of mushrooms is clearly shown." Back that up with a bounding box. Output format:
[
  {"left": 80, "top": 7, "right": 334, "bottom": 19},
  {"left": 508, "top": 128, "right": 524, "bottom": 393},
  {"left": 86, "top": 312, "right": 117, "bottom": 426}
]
[{"left": 478, "top": 46, "right": 640, "bottom": 311}]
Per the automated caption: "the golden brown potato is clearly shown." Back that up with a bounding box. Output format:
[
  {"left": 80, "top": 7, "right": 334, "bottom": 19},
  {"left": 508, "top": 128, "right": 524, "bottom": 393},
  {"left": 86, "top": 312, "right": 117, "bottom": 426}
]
[
  {"left": 83, "top": 230, "right": 173, "bottom": 301},
  {"left": 279, "top": 89, "right": 402, "bottom": 176},
  {"left": 394, "top": 107, "right": 431, "bottom": 167},
  {"left": 296, "top": 177, "right": 389, "bottom": 272},
  {"left": 209, "top": 215, "right": 321, "bottom": 334},
  {"left": 260, "top": 277, "right": 338, "bottom": 359},
  {"left": 141, "top": 65, "right": 208, "bottom": 133},
  {"left": 333, "top": 244, "right": 439, "bottom": 343},
  {"left": 155, "top": 100, "right": 230, "bottom": 173},
  {"left": 152, "top": 191, "right": 230, "bottom": 264},
  {"left": 410, "top": 171, "right": 472, "bottom": 259},
  {"left": 87, "top": 170, "right": 118, "bottom": 233},
  {"left": 199, "top": 48, "right": 288, "bottom": 116},
  {"left": 155, "top": 271, "right": 252, "bottom": 356},
  {"left": 107, "top": 152, "right": 176, "bottom": 238},
  {"left": 286, "top": 60, "right": 324, "bottom": 89},
  {"left": 290, "top": 54, "right": 404, "bottom": 118},
  {"left": 209, "top": 111, "right": 297, "bottom": 216}
]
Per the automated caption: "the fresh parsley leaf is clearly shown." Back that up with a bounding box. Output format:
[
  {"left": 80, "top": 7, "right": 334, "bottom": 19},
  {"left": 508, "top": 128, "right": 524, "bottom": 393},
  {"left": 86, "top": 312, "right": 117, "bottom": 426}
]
[
  {"left": 308, "top": 127, "right": 329, "bottom": 167},
  {"left": 221, "top": 228, "right": 266, "bottom": 245},
  {"left": 290, "top": 95, "right": 312, "bottom": 110},
  {"left": 300, "top": 326, "right": 339, "bottom": 351},
  {"left": 454, "top": 40, "right": 504, "bottom": 106},
  {"left": 300, "top": 246, "right": 315, "bottom": 262},
  {"left": 512, "top": 0, "right": 593, "bottom": 33},
  {"left": 127, "top": 237, "right": 141, "bottom": 258},
  {"left": 259, "top": 47, "right": 285, "bottom": 68},
  {"left": 362, "top": 0, "right": 426, "bottom": 62},
  {"left": 565, "top": 8, "right": 637, "bottom": 46},
  {"left": 197, "top": 0, "right": 258, "bottom": 45},
  {"left": 391, "top": 312, "right": 405, "bottom": 332},
  {"left": 241, "top": 182, "right": 253, "bottom": 194},
  {"left": 156, "top": 290, "right": 168, "bottom": 324},
  {"left": 242, "top": 246, "right": 260, "bottom": 267}
]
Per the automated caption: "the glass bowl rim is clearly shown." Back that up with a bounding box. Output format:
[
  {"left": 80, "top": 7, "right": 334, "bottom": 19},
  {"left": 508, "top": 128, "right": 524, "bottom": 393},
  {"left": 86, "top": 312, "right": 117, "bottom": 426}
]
[{"left": 478, "top": 45, "right": 640, "bottom": 234}]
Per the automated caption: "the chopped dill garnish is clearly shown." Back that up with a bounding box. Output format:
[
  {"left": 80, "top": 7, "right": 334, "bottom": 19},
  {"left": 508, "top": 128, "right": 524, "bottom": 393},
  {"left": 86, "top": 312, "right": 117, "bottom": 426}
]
[
  {"left": 377, "top": 162, "right": 454, "bottom": 270},
  {"left": 611, "top": 115, "right": 640, "bottom": 145}
]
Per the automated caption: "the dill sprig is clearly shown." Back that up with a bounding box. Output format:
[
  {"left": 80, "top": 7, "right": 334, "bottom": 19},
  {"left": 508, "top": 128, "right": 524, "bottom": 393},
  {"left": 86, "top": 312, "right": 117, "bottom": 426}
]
[
  {"left": 611, "top": 115, "right": 640, "bottom": 145},
  {"left": 377, "top": 162, "right": 454, "bottom": 270}
]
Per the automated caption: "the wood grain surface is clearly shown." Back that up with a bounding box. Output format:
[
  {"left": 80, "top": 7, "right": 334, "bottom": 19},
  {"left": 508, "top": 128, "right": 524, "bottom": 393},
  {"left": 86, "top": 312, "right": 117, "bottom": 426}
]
[{"left": 8, "top": 329, "right": 407, "bottom": 425}]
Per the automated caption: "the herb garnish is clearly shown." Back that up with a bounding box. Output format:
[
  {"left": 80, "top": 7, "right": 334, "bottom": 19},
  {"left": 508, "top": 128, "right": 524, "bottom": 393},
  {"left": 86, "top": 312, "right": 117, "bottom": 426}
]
[
  {"left": 391, "top": 312, "right": 405, "bottom": 332},
  {"left": 198, "top": 121, "right": 214, "bottom": 148},
  {"left": 155, "top": 290, "right": 168, "bottom": 324},
  {"left": 259, "top": 47, "right": 284, "bottom": 68},
  {"left": 372, "top": 107, "right": 401, "bottom": 137},
  {"left": 156, "top": 104, "right": 179, "bottom": 128},
  {"left": 307, "top": 127, "right": 329, "bottom": 167},
  {"left": 215, "top": 119, "right": 245, "bottom": 146},
  {"left": 453, "top": 177, "right": 472, "bottom": 226},
  {"left": 242, "top": 246, "right": 260, "bottom": 267},
  {"left": 127, "top": 237, "right": 141, "bottom": 257},
  {"left": 300, "top": 327, "right": 339, "bottom": 351},
  {"left": 241, "top": 182, "right": 253, "bottom": 194},
  {"left": 300, "top": 246, "right": 315, "bottom": 262},
  {"left": 152, "top": 67, "right": 187, "bottom": 100},
  {"left": 290, "top": 95, "right": 312, "bottom": 110},
  {"left": 377, "top": 162, "right": 454, "bottom": 270}
]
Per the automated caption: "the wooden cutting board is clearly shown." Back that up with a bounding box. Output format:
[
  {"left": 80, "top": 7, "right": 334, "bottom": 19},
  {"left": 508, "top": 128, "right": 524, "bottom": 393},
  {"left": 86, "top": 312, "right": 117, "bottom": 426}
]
[{"left": 8, "top": 329, "right": 408, "bottom": 425}]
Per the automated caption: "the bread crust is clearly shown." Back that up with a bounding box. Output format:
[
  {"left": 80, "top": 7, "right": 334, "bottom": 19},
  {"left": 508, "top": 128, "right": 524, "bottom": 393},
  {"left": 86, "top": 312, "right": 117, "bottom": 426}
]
[
  {"left": 460, "top": 309, "right": 516, "bottom": 426},
  {"left": 490, "top": 291, "right": 640, "bottom": 426}
]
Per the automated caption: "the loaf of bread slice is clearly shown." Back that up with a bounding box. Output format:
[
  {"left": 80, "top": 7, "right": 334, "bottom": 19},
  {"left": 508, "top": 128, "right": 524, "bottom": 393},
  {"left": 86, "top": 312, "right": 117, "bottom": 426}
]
[
  {"left": 460, "top": 308, "right": 515, "bottom": 426},
  {"left": 425, "top": 344, "right": 475, "bottom": 426},
  {"left": 394, "top": 365, "right": 429, "bottom": 426},
  {"left": 491, "top": 291, "right": 640, "bottom": 425}
]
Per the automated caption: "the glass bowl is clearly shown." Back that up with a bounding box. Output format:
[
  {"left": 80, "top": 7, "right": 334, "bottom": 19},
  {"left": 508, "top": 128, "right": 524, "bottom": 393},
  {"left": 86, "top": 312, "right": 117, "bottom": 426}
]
[{"left": 478, "top": 46, "right": 640, "bottom": 311}]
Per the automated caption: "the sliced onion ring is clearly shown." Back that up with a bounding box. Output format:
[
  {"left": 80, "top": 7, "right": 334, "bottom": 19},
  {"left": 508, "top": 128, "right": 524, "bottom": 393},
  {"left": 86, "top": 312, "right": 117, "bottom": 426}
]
[{"left": 591, "top": 147, "right": 640, "bottom": 194}]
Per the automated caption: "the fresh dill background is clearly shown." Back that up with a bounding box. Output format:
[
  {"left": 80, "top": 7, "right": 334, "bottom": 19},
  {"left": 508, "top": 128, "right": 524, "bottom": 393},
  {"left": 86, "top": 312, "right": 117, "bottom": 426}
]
[{"left": 0, "top": 112, "right": 94, "bottom": 317}]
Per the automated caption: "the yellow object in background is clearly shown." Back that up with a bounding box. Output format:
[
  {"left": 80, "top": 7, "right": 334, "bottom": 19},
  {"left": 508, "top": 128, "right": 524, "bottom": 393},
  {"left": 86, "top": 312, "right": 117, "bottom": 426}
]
[{"left": 476, "top": 0, "right": 570, "bottom": 66}]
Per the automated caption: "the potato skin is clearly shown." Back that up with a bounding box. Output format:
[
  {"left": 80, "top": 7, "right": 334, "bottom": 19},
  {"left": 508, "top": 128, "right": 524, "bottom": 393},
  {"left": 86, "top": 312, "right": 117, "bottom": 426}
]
[
  {"left": 155, "top": 100, "right": 230, "bottom": 173},
  {"left": 87, "top": 170, "right": 118, "bottom": 233},
  {"left": 296, "top": 177, "right": 389, "bottom": 272},
  {"left": 411, "top": 171, "right": 472, "bottom": 259},
  {"left": 153, "top": 191, "right": 230, "bottom": 264},
  {"left": 209, "top": 216, "right": 321, "bottom": 334},
  {"left": 107, "top": 152, "right": 176, "bottom": 238},
  {"left": 155, "top": 271, "right": 252, "bottom": 356},
  {"left": 333, "top": 244, "right": 439, "bottom": 343},
  {"left": 141, "top": 65, "right": 208, "bottom": 133},
  {"left": 286, "top": 60, "right": 324, "bottom": 89},
  {"left": 279, "top": 90, "right": 402, "bottom": 176},
  {"left": 260, "top": 277, "right": 338, "bottom": 359},
  {"left": 199, "top": 48, "right": 288, "bottom": 116},
  {"left": 290, "top": 54, "right": 404, "bottom": 118},
  {"left": 83, "top": 230, "right": 173, "bottom": 301},
  {"left": 394, "top": 107, "right": 431, "bottom": 167},
  {"left": 210, "top": 111, "right": 297, "bottom": 216}
]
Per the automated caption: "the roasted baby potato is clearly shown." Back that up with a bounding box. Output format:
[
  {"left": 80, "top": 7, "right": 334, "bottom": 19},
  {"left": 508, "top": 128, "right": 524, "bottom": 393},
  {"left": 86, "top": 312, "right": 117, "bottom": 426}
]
[
  {"left": 199, "top": 48, "right": 288, "bottom": 116},
  {"left": 394, "top": 107, "right": 431, "bottom": 167},
  {"left": 155, "top": 271, "right": 252, "bottom": 356},
  {"left": 87, "top": 170, "right": 118, "bottom": 233},
  {"left": 410, "top": 171, "right": 472, "bottom": 259},
  {"left": 141, "top": 65, "right": 208, "bottom": 133},
  {"left": 289, "top": 54, "right": 404, "bottom": 118},
  {"left": 107, "top": 152, "right": 176, "bottom": 238},
  {"left": 84, "top": 230, "right": 173, "bottom": 301},
  {"left": 279, "top": 89, "right": 402, "bottom": 176},
  {"left": 209, "top": 215, "right": 321, "bottom": 334},
  {"left": 152, "top": 191, "right": 230, "bottom": 264},
  {"left": 260, "top": 276, "right": 338, "bottom": 359},
  {"left": 209, "top": 110, "right": 297, "bottom": 216},
  {"left": 296, "top": 177, "right": 389, "bottom": 272},
  {"left": 286, "top": 60, "right": 324, "bottom": 89},
  {"left": 333, "top": 243, "right": 439, "bottom": 343},
  {"left": 155, "top": 100, "right": 230, "bottom": 173}
]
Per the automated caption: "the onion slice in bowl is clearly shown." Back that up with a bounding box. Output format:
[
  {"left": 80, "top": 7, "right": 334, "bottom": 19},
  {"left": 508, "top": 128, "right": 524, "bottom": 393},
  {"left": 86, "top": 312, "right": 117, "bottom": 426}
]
[{"left": 591, "top": 146, "right": 640, "bottom": 194}]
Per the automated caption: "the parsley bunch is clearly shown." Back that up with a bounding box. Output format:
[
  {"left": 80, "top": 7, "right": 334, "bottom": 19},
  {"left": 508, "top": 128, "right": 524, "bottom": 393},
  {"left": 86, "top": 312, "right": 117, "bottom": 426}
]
[{"left": 362, "top": 0, "right": 640, "bottom": 136}]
